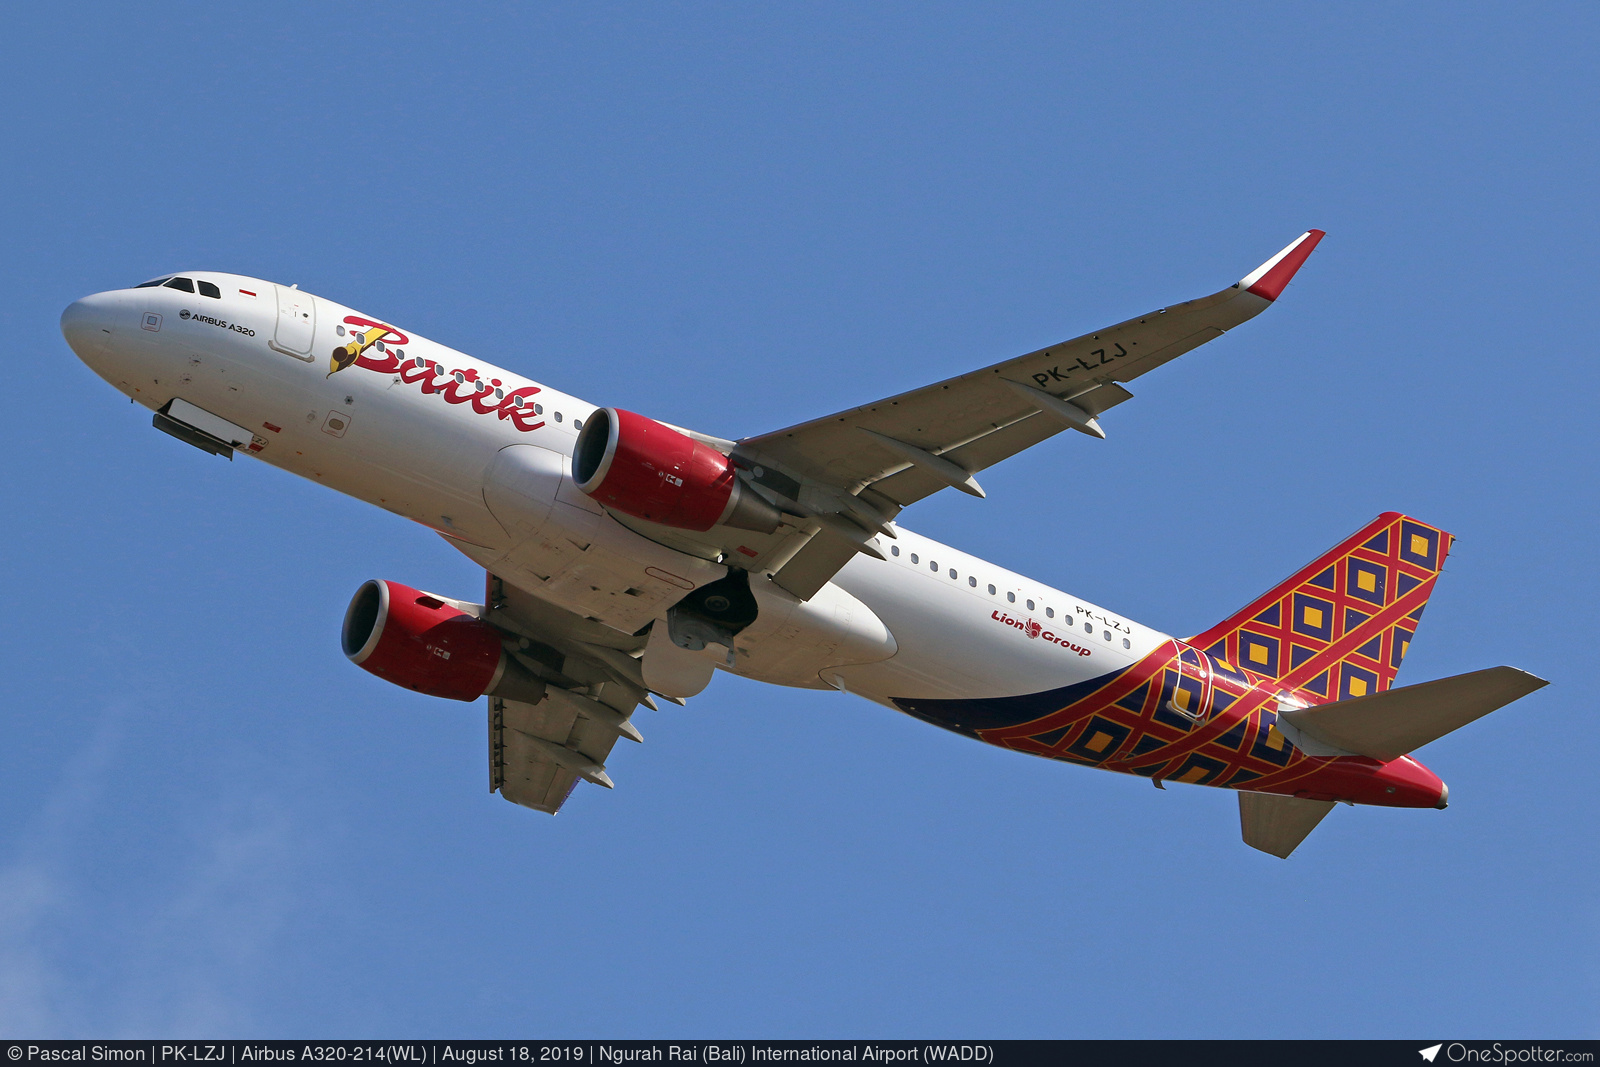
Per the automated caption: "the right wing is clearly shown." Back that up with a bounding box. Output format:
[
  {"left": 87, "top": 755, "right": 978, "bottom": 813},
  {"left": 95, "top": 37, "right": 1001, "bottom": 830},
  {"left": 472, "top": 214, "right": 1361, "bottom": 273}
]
[
  {"left": 493, "top": 689, "right": 632, "bottom": 813},
  {"left": 483, "top": 572, "right": 659, "bottom": 815}
]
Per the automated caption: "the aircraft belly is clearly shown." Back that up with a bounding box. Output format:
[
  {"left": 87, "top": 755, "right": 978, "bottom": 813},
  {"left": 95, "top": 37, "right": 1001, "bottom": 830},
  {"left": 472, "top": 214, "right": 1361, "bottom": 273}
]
[
  {"left": 730, "top": 580, "right": 899, "bottom": 690},
  {"left": 465, "top": 480, "right": 727, "bottom": 635}
]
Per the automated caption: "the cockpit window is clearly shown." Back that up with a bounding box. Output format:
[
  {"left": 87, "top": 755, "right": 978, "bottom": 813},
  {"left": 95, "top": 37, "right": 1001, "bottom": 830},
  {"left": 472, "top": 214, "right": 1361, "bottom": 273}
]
[
  {"left": 163, "top": 277, "right": 195, "bottom": 293},
  {"left": 197, "top": 280, "right": 221, "bottom": 298},
  {"left": 134, "top": 276, "right": 172, "bottom": 288}
]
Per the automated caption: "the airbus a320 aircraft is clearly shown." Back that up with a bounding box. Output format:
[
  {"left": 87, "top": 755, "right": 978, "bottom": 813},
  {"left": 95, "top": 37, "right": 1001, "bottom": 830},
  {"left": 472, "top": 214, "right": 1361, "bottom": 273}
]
[{"left": 60, "top": 230, "right": 1546, "bottom": 857}]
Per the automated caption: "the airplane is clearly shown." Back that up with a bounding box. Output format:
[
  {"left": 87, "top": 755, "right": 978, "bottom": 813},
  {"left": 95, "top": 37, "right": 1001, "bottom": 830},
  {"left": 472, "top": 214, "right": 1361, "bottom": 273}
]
[{"left": 59, "top": 230, "right": 1548, "bottom": 857}]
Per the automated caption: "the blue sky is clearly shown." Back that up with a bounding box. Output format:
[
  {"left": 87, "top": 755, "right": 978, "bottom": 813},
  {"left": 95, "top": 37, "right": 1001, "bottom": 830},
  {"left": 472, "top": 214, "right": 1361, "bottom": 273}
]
[{"left": 1, "top": 2, "right": 1595, "bottom": 1038}]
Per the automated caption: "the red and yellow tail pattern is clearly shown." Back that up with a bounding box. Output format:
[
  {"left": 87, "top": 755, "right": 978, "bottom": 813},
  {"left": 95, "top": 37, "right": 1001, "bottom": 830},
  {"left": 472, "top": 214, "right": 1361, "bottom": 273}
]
[{"left": 1188, "top": 513, "right": 1451, "bottom": 703}]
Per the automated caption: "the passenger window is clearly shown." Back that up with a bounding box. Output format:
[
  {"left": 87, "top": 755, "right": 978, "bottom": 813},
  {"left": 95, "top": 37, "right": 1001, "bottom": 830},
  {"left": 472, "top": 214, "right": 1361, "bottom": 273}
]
[
  {"left": 336, "top": 325, "right": 346, "bottom": 336},
  {"left": 987, "top": 584, "right": 996, "bottom": 595},
  {"left": 910, "top": 554, "right": 919, "bottom": 564},
  {"left": 534, "top": 404, "right": 543, "bottom": 415},
  {"left": 555, "top": 412, "right": 563, "bottom": 422},
  {"left": 575, "top": 419, "right": 583, "bottom": 430},
  {"left": 890, "top": 545, "right": 900, "bottom": 556},
  {"left": 1103, "top": 631, "right": 1111, "bottom": 641},
  {"left": 1026, "top": 599, "right": 1035, "bottom": 610},
  {"left": 948, "top": 568, "right": 956, "bottom": 579},
  {"left": 197, "top": 280, "right": 221, "bottom": 299},
  {"left": 134, "top": 277, "right": 172, "bottom": 288},
  {"left": 163, "top": 277, "right": 195, "bottom": 293},
  {"left": 1007, "top": 592, "right": 1016, "bottom": 603},
  {"left": 1084, "top": 621, "right": 1092, "bottom": 633},
  {"left": 967, "top": 576, "right": 976, "bottom": 587},
  {"left": 1122, "top": 638, "right": 1131, "bottom": 649},
  {"left": 929, "top": 561, "right": 938, "bottom": 572},
  {"left": 1046, "top": 607, "right": 1054, "bottom": 618}
]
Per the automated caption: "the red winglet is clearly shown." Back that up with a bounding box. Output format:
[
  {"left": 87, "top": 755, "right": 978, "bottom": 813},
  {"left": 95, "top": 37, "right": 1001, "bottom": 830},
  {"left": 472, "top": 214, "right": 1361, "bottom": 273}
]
[{"left": 1242, "top": 229, "right": 1325, "bottom": 302}]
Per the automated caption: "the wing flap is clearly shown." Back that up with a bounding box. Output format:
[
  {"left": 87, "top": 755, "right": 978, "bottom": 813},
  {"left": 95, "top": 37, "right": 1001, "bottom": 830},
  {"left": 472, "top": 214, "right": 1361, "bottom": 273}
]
[
  {"left": 491, "top": 694, "right": 626, "bottom": 814},
  {"left": 1239, "top": 792, "right": 1335, "bottom": 858},
  {"left": 481, "top": 574, "right": 658, "bottom": 816},
  {"left": 496, "top": 717, "right": 582, "bottom": 814},
  {"left": 1280, "top": 666, "right": 1548, "bottom": 763},
  {"left": 771, "top": 529, "right": 863, "bottom": 600},
  {"left": 868, "top": 415, "right": 1047, "bottom": 506}
]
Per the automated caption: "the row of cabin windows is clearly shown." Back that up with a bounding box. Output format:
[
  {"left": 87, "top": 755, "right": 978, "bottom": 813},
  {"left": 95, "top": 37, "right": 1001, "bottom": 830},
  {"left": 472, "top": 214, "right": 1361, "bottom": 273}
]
[
  {"left": 888, "top": 542, "right": 1132, "bottom": 648},
  {"left": 325, "top": 330, "right": 583, "bottom": 427},
  {"left": 127, "top": 279, "right": 588, "bottom": 428},
  {"left": 136, "top": 276, "right": 221, "bottom": 298}
]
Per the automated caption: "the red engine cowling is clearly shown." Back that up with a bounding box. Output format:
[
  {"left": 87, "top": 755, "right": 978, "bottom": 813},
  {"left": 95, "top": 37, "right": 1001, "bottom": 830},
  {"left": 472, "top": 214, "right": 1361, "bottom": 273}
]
[
  {"left": 572, "top": 408, "right": 781, "bottom": 533},
  {"left": 342, "top": 579, "right": 532, "bottom": 702}
]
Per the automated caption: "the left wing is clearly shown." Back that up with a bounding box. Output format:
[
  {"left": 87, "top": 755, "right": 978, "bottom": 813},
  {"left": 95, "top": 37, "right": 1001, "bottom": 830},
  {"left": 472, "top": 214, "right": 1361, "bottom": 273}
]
[
  {"left": 733, "top": 231, "right": 1323, "bottom": 596},
  {"left": 738, "top": 230, "right": 1322, "bottom": 506}
]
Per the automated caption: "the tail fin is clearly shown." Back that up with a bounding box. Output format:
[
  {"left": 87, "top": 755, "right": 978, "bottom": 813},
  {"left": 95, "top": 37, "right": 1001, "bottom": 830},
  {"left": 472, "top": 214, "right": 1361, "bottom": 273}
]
[{"left": 1189, "top": 513, "right": 1451, "bottom": 702}]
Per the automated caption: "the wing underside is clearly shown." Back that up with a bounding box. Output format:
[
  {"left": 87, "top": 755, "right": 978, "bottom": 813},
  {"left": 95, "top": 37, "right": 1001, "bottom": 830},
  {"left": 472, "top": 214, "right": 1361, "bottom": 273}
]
[
  {"left": 738, "top": 231, "right": 1323, "bottom": 508},
  {"left": 492, "top": 693, "right": 622, "bottom": 813},
  {"left": 732, "top": 231, "right": 1325, "bottom": 597},
  {"left": 482, "top": 573, "right": 655, "bottom": 815}
]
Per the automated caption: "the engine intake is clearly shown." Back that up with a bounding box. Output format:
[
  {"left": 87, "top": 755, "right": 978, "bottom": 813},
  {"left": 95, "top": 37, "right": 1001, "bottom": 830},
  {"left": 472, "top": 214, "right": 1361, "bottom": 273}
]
[
  {"left": 342, "top": 579, "right": 545, "bottom": 703},
  {"left": 573, "top": 408, "right": 781, "bottom": 533}
]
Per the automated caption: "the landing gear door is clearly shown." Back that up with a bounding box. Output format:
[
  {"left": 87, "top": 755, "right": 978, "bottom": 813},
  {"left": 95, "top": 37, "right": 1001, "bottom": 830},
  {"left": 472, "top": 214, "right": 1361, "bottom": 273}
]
[
  {"left": 642, "top": 622, "right": 717, "bottom": 699},
  {"left": 270, "top": 284, "right": 316, "bottom": 360}
]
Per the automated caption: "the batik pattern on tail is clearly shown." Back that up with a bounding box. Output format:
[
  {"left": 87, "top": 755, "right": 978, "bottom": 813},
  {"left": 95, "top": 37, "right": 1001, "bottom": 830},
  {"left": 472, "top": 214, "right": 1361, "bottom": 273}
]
[
  {"left": 1187, "top": 512, "right": 1450, "bottom": 702},
  {"left": 893, "top": 513, "right": 1455, "bottom": 801}
]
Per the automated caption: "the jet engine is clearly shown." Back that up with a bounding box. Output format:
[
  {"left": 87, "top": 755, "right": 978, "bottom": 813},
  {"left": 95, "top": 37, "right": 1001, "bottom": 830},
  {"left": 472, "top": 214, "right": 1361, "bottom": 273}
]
[
  {"left": 573, "top": 408, "right": 781, "bottom": 533},
  {"left": 341, "top": 579, "right": 546, "bottom": 703}
]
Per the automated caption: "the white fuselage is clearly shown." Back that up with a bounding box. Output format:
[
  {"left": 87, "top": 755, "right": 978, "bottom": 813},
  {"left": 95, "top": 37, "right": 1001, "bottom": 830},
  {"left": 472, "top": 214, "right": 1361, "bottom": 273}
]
[{"left": 62, "top": 274, "right": 1174, "bottom": 710}]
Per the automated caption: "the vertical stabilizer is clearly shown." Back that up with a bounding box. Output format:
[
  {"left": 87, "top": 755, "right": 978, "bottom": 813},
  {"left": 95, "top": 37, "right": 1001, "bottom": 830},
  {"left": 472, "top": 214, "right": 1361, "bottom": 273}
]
[{"left": 1189, "top": 513, "right": 1451, "bottom": 702}]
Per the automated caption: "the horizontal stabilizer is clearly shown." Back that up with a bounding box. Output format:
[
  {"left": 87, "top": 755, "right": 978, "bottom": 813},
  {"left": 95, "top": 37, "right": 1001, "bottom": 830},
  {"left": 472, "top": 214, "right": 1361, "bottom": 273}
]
[
  {"left": 1239, "top": 792, "right": 1335, "bottom": 858},
  {"left": 1281, "top": 666, "right": 1548, "bottom": 763}
]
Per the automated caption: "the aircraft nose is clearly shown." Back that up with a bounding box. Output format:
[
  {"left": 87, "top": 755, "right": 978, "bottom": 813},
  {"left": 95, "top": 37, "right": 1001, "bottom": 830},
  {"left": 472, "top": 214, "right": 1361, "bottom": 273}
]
[
  {"left": 60, "top": 291, "right": 121, "bottom": 357},
  {"left": 60, "top": 297, "right": 96, "bottom": 352}
]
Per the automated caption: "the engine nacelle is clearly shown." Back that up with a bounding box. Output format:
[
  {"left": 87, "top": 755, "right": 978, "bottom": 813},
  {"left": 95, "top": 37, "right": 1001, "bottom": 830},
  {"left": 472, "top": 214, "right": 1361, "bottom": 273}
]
[
  {"left": 341, "top": 579, "right": 545, "bottom": 703},
  {"left": 573, "top": 408, "right": 781, "bottom": 533}
]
